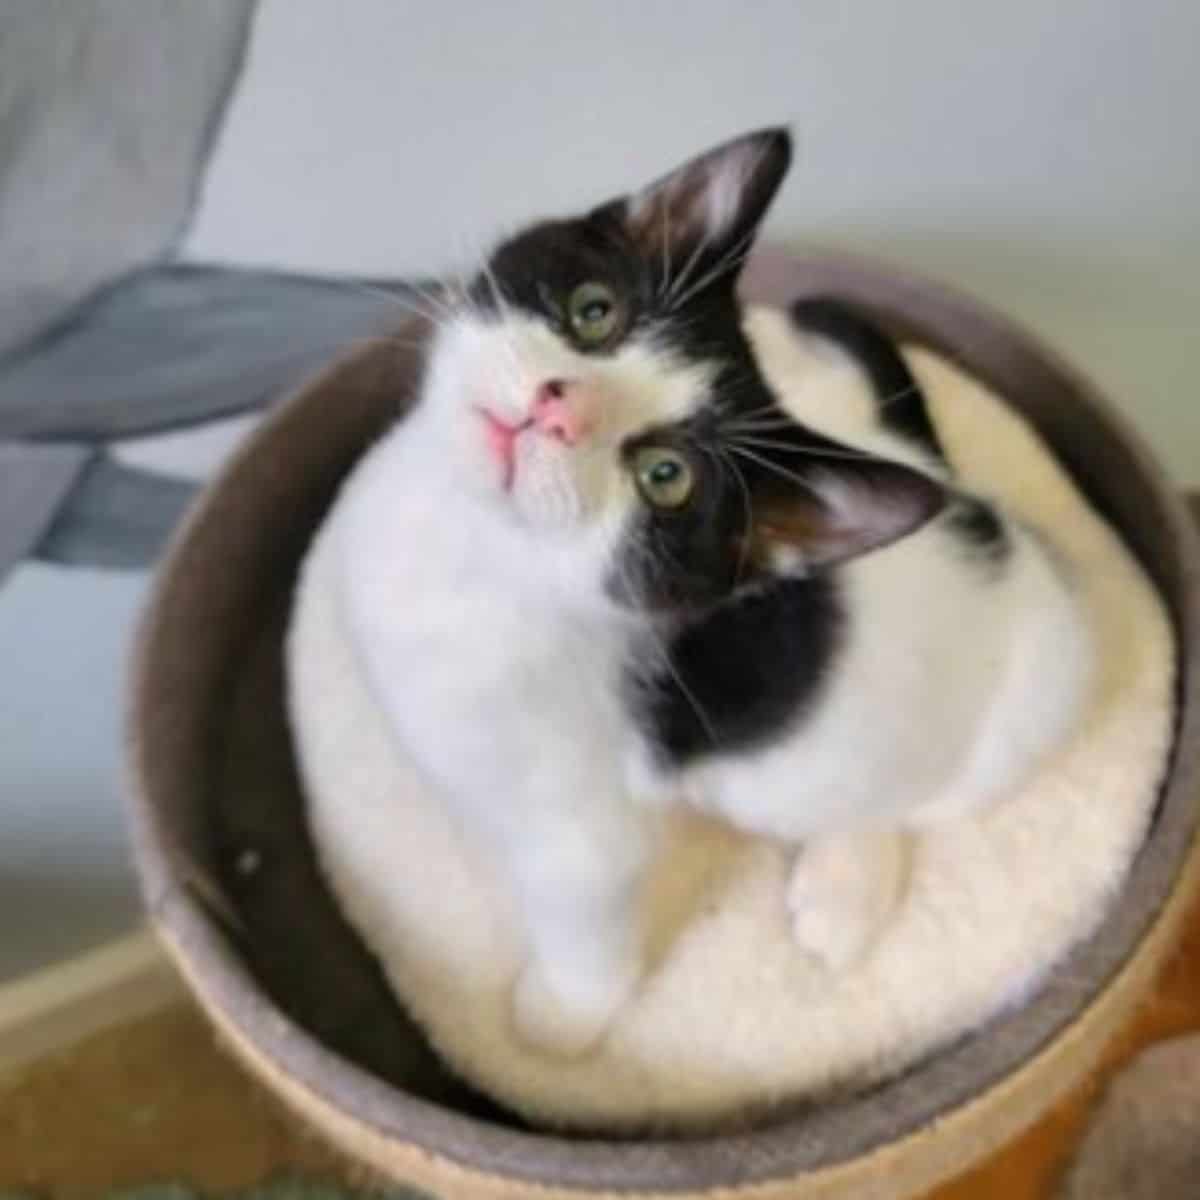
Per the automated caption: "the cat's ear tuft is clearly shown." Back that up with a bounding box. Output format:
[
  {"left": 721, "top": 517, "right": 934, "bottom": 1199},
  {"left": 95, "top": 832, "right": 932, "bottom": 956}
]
[
  {"left": 609, "top": 127, "right": 792, "bottom": 290},
  {"left": 748, "top": 455, "right": 946, "bottom": 574}
]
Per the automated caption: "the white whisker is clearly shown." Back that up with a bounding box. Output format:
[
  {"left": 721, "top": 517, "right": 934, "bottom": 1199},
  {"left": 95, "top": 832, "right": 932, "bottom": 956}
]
[
  {"left": 655, "top": 638, "right": 721, "bottom": 747},
  {"left": 658, "top": 201, "right": 673, "bottom": 303},
  {"left": 669, "top": 226, "right": 757, "bottom": 311},
  {"left": 718, "top": 414, "right": 797, "bottom": 435},
  {"left": 624, "top": 545, "right": 721, "bottom": 748},
  {"left": 710, "top": 442, "right": 755, "bottom": 583},
  {"left": 664, "top": 220, "right": 717, "bottom": 308},
  {"left": 319, "top": 278, "right": 455, "bottom": 329},
  {"left": 876, "top": 383, "right": 920, "bottom": 409},
  {"left": 726, "top": 444, "right": 824, "bottom": 497},
  {"left": 727, "top": 435, "right": 879, "bottom": 463}
]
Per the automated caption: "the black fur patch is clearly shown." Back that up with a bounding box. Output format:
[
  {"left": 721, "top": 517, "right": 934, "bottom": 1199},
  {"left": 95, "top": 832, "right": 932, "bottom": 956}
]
[
  {"left": 789, "top": 297, "right": 944, "bottom": 462},
  {"left": 636, "top": 576, "right": 843, "bottom": 765},
  {"left": 471, "top": 213, "right": 647, "bottom": 352},
  {"left": 945, "top": 497, "right": 1010, "bottom": 561}
]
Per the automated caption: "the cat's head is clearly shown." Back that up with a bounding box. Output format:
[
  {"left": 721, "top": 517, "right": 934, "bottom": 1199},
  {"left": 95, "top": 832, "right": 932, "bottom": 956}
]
[{"left": 420, "top": 127, "right": 945, "bottom": 613}]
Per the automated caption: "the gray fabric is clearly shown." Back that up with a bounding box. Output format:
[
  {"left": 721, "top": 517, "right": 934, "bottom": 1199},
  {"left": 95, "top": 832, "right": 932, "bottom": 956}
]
[
  {"left": 0, "top": 441, "right": 91, "bottom": 581},
  {"left": 0, "top": 266, "right": 417, "bottom": 441},
  {"left": 0, "top": 0, "right": 256, "bottom": 359},
  {"left": 36, "top": 455, "right": 197, "bottom": 570},
  {"left": 0, "top": 263, "right": 414, "bottom": 571},
  {"left": 0, "top": 1, "right": 258, "bottom": 575}
]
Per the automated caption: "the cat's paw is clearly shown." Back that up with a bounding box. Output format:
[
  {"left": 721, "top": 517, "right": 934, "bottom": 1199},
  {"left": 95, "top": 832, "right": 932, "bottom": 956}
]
[
  {"left": 512, "top": 960, "right": 637, "bottom": 1059},
  {"left": 786, "top": 834, "right": 906, "bottom": 972}
]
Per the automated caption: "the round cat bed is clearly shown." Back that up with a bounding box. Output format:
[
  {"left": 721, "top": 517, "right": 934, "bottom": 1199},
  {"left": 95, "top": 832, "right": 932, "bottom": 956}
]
[{"left": 127, "top": 251, "right": 1200, "bottom": 1199}]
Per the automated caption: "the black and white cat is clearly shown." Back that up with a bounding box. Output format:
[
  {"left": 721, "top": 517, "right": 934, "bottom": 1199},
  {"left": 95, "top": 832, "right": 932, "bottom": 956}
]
[{"left": 333, "top": 128, "right": 1090, "bottom": 1057}]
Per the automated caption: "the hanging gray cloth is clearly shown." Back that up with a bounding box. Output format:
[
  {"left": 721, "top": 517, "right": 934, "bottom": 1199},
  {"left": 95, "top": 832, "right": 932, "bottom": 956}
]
[
  {"left": 0, "top": 1, "right": 256, "bottom": 360},
  {"left": 35, "top": 453, "right": 197, "bottom": 571},
  {"left": 0, "top": 3, "right": 422, "bottom": 581},
  {"left": 2, "top": 265, "right": 416, "bottom": 571},
  {"left": 2, "top": 266, "right": 418, "bottom": 442},
  {"left": 0, "top": 0, "right": 256, "bottom": 580},
  {"left": 0, "top": 441, "right": 92, "bottom": 572},
  {"left": 0, "top": 264, "right": 416, "bottom": 573}
]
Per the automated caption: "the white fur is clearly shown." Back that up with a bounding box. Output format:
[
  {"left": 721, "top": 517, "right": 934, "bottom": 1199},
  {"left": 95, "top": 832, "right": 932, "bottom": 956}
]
[
  {"left": 334, "top": 308, "right": 717, "bottom": 1051},
  {"left": 414, "top": 310, "right": 712, "bottom": 541},
  {"left": 288, "top": 311, "right": 1173, "bottom": 1126}
]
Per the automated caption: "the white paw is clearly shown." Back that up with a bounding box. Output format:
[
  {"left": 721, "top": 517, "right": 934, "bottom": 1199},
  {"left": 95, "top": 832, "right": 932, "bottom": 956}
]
[
  {"left": 512, "top": 960, "right": 636, "bottom": 1059},
  {"left": 786, "top": 836, "right": 905, "bottom": 972}
]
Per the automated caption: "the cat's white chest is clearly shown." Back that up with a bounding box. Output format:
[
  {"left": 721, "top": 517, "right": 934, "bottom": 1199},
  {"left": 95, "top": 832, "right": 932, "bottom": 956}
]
[{"left": 333, "top": 426, "right": 638, "bottom": 820}]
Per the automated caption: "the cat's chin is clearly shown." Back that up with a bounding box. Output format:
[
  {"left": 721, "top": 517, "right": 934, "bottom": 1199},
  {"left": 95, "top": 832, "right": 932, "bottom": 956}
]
[{"left": 504, "top": 451, "right": 588, "bottom": 533}]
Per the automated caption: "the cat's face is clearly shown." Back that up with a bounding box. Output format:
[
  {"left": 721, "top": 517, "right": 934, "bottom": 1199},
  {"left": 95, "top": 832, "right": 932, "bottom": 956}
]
[{"left": 420, "top": 128, "right": 944, "bottom": 614}]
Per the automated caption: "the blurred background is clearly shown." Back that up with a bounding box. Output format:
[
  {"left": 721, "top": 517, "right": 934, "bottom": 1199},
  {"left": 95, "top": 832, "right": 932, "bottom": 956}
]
[{"left": 1, "top": 0, "right": 1197, "bottom": 981}]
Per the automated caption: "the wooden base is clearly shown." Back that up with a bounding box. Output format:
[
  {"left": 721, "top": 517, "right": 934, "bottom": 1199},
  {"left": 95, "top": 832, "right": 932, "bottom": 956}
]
[{"left": 0, "top": 929, "right": 181, "bottom": 1078}]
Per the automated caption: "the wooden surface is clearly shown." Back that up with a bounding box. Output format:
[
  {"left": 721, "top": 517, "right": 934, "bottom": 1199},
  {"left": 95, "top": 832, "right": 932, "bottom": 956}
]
[
  {"left": 0, "top": 886, "right": 1197, "bottom": 1199},
  {"left": 0, "top": 931, "right": 181, "bottom": 1077},
  {"left": 0, "top": 1005, "right": 347, "bottom": 1199}
]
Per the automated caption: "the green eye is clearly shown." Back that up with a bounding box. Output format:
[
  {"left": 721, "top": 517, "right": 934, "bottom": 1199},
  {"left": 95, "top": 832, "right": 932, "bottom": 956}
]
[
  {"left": 567, "top": 281, "right": 620, "bottom": 345},
  {"left": 633, "top": 446, "right": 695, "bottom": 509}
]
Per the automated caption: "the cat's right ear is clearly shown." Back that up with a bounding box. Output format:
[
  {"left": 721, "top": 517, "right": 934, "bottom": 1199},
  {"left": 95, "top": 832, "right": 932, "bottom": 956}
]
[
  {"left": 745, "top": 454, "right": 947, "bottom": 574},
  {"left": 600, "top": 127, "right": 792, "bottom": 292}
]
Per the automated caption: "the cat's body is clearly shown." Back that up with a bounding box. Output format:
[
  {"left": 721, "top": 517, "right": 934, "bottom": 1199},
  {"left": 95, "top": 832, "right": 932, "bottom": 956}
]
[
  {"left": 332, "top": 129, "right": 1091, "bottom": 1055},
  {"left": 664, "top": 307, "right": 1087, "bottom": 838}
]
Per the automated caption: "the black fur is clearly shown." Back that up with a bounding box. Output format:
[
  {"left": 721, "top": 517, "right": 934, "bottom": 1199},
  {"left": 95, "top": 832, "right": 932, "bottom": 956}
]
[
  {"left": 637, "top": 576, "right": 843, "bottom": 763},
  {"left": 473, "top": 214, "right": 645, "bottom": 352},
  {"left": 946, "top": 497, "right": 1010, "bottom": 561},
  {"left": 789, "top": 297, "right": 944, "bottom": 461}
]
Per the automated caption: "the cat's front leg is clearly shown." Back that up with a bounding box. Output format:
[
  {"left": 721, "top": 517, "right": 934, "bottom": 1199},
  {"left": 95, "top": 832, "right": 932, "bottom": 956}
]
[
  {"left": 508, "top": 808, "right": 651, "bottom": 1058},
  {"left": 786, "top": 831, "right": 909, "bottom": 970},
  {"left": 513, "top": 910, "right": 641, "bottom": 1059}
]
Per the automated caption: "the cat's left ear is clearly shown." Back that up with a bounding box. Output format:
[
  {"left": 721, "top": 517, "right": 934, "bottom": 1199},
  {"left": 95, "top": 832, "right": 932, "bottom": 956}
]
[
  {"left": 604, "top": 127, "right": 792, "bottom": 289},
  {"left": 746, "top": 453, "right": 947, "bottom": 574}
]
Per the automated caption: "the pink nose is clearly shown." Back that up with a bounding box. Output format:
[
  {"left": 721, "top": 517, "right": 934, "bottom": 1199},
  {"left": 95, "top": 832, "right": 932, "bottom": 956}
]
[{"left": 532, "top": 379, "right": 592, "bottom": 445}]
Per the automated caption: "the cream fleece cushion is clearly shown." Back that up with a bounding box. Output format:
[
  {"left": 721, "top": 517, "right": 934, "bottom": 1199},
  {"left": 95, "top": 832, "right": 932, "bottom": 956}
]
[{"left": 286, "top": 331, "right": 1174, "bottom": 1133}]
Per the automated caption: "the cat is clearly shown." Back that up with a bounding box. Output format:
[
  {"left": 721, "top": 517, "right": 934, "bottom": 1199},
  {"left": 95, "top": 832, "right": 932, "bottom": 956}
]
[{"left": 332, "top": 127, "right": 1092, "bottom": 1057}]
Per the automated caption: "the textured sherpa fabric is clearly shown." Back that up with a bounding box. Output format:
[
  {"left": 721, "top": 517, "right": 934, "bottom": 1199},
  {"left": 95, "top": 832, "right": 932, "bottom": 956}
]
[{"left": 286, "top": 329, "right": 1174, "bottom": 1133}]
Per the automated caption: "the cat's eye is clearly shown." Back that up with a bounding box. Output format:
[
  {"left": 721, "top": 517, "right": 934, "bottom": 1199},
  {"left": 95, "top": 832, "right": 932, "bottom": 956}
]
[
  {"left": 633, "top": 447, "right": 695, "bottom": 509},
  {"left": 567, "top": 281, "right": 620, "bottom": 345}
]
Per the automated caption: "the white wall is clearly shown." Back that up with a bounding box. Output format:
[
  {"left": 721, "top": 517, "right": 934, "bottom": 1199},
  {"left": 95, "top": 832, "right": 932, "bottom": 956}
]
[
  {"left": 0, "top": 566, "right": 146, "bottom": 978},
  {"left": 188, "top": 0, "right": 1200, "bottom": 481},
  {"left": 6, "top": 0, "right": 1197, "bottom": 980}
]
